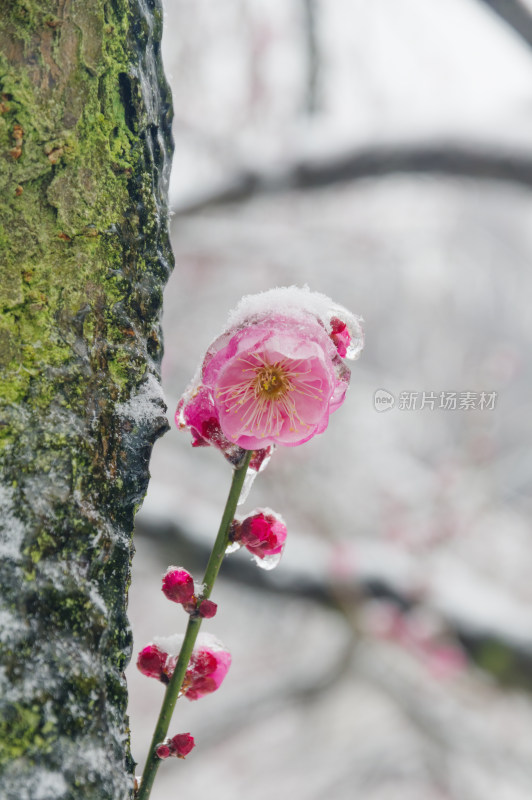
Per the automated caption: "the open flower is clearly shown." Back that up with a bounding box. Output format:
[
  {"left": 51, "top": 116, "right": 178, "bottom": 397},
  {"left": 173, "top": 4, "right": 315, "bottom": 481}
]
[
  {"left": 177, "top": 287, "right": 363, "bottom": 452},
  {"left": 137, "top": 633, "right": 231, "bottom": 699}
]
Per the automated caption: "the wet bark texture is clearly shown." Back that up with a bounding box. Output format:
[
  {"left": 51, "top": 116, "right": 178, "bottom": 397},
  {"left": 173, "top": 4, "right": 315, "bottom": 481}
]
[{"left": 0, "top": 1, "right": 173, "bottom": 797}]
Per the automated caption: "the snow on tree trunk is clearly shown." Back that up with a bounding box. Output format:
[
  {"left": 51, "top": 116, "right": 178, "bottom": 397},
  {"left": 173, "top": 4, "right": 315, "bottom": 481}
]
[{"left": 0, "top": 1, "right": 173, "bottom": 798}]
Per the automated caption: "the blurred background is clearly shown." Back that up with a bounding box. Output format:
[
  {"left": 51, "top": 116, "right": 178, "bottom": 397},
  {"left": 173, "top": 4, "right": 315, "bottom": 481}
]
[{"left": 127, "top": 2, "right": 532, "bottom": 798}]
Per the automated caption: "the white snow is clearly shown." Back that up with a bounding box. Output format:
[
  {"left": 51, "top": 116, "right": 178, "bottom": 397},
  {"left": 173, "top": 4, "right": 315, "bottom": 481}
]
[
  {"left": 115, "top": 373, "right": 167, "bottom": 425},
  {"left": 153, "top": 631, "right": 227, "bottom": 655},
  {"left": 0, "top": 608, "right": 30, "bottom": 646},
  {"left": 2, "top": 768, "right": 68, "bottom": 800},
  {"left": 0, "top": 484, "right": 25, "bottom": 560},
  {"left": 227, "top": 285, "right": 364, "bottom": 360},
  {"left": 33, "top": 771, "right": 68, "bottom": 800}
]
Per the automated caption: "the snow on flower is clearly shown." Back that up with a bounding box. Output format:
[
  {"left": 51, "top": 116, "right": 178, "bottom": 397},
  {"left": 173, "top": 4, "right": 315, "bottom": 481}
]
[
  {"left": 161, "top": 567, "right": 218, "bottom": 617},
  {"left": 162, "top": 566, "right": 195, "bottom": 605},
  {"left": 156, "top": 733, "right": 195, "bottom": 759},
  {"left": 176, "top": 286, "right": 363, "bottom": 452},
  {"left": 329, "top": 317, "right": 351, "bottom": 358},
  {"left": 137, "top": 633, "right": 231, "bottom": 699},
  {"left": 170, "top": 732, "right": 195, "bottom": 757},
  {"left": 230, "top": 508, "right": 287, "bottom": 569},
  {"left": 137, "top": 644, "right": 168, "bottom": 680},
  {"left": 155, "top": 743, "right": 172, "bottom": 759}
]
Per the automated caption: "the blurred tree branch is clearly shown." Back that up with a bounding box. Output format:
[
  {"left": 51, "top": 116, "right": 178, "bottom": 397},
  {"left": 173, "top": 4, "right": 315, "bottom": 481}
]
[
  {"left": 171, "top": 141, "right": 532, "bottom": 216},
  {"left": 302, "top": 0, "right": 320, "bottom": 115},
  {"left": 135, "top": 517, "right": 532, "bottom": 693},
  {"left": 476, "top": 0, "right": 532, "bottom": 49}
]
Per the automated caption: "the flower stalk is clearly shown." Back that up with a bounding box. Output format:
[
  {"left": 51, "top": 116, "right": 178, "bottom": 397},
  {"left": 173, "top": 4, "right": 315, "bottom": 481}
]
[{"left": 136, "top": 449, "right": 254, "bottom": 800}]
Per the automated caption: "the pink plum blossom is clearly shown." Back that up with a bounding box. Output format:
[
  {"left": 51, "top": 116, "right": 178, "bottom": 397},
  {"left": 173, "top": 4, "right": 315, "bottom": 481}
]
[
  {"left": 162, "top": 566, "right": 195, "bottom": 605},
  {"left": 136, "top": 644, "right": 168, "bottom": 681},
  {"left": 155, "top": 743, "right": 172, "bottom": 759},
  {"left": 197, "top": 599, "right": 217, "bottom": 618},
  {"left": 177, "top": 287, "right": 363, "bottom": 452},
  {"left": 363, "top": 602, "right": 467, "bottom": 681},
  {"left": 176, "top": 385, "right": 273, "bottom": 468},
  {"left": 161, "top": 566, "right": 220, "bottom": 618},
  {"left": 170, "top": 733, "right": 195, "bottom": 757},
  {"left": 233, "top": 509, "right": 287, "bottom": 561},
  {"left": 138, "top": 633, "right": 231, "bottom": 699},
  {"left": 181, "top": 640, "right": 231, "bottom": 700},
  {"left": 156, "top": 733, "right": 195, "bottom": 759},
  {"left": 330, "top": 317, "right": 351, "bottom": 358}
]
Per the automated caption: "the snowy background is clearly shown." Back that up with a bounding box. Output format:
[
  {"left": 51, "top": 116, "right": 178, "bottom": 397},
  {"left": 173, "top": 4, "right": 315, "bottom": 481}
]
[{"left": 127, "top": 2, "right": 532, "bottom": 798}]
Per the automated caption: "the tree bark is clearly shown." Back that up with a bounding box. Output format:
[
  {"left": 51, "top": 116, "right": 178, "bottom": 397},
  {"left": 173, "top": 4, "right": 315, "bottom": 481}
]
[{"left": 0, "top": 1, "right": 173, "bottom": 798}]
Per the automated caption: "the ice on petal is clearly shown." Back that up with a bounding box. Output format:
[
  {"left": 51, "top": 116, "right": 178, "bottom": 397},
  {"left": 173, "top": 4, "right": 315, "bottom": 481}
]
[
  {"left": 325, "top": 305, "right": 365, "bottom": 360},
  {"left": 237, "top": 467, "right": 257, "bottom": 505},
  {"left": 343, "top": 315, "right": 365, "bottom": 360},
  {"left": 237, "top": 446, "right": 275, "bottom": 505},
  {"left": 225, "top": 541, "right": 241, "bottom": 554},
  {"left": 251, "top": 550, "right": 284, "bottom": 571},
  {"left": 250, "top": 445, "right": 275, "bottom": 474}
]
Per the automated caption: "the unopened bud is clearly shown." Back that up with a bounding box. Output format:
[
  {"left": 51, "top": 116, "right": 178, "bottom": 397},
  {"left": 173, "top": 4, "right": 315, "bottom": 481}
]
[
  {"left": 197, "top": 599, "right": 217, "bottom": 619},
  {"left": 330, "top": 316, "right": 351, "bottom": 358},
  {"left": 162, "top": 566, "right": 195, "bottom": 605},
  {"left": 239, "top": 510, "right": 287, "bottom": 560},
  {"left": 170, "top": 732, "right": 195, "bottom": 758},
  {"left": 137, "top": 644, "right": 167, "bottom": 680},
  {"left": 155, "top": 743, "right": 172, "bottom": 759}
]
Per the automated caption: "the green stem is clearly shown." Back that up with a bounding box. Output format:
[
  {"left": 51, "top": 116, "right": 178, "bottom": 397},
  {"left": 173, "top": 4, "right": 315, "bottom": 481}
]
[{"left": 136, "top": 450, "right": 254, "bottom": 800}]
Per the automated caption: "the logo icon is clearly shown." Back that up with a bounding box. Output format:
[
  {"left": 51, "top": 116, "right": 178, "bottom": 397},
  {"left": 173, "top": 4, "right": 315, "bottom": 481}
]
[{"left": 374, "top": 389, "right": 395, "bottom": 412}]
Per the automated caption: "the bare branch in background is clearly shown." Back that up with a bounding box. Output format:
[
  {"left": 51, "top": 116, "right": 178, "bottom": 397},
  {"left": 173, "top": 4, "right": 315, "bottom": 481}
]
[
  {"left": 302, "top": 0, "right": 320, "bottom": 115},
  {"left": 475, "top": 0, "right": 532, "bottom": 49},
  {"left": 171, "top": 141, "right": 532, "bottom": 216},
  {"left": 134, "top": 517, "right": 532, "bottom": 692}
]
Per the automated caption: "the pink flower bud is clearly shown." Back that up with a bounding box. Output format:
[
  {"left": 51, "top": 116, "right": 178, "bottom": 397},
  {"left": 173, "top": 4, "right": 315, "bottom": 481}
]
[
  {"left": 136, "top": 644, "right": 167, "bottom": 680},
  {"left": 183, "top": 634, "right": 231, "bottom": 700},
  {"left": 155, "top": 743, "right": 172, "bottom": 759},
  {"left": 330, "top": 316, "right": 351, "bottom": 358},
  {"left": 162, "top": 566, "right": 195, "bottom": 605},
  {"left": 170, "top": 733, "right": 195, "bottom": 758},
  {"left": 190, "top": 649, "right": 218, "bottom": 676},
  {"left": 239, "top": 509, "right": 287, "bottom": 560},
  {"left": 148, "top": 633, "right": 231, "bottom": 699},
  {"left": 197, "top": 599, "right": 217, "bottom": 618},
  {"left": 177, "top": 387, "right": 272, "bottom": 467}
]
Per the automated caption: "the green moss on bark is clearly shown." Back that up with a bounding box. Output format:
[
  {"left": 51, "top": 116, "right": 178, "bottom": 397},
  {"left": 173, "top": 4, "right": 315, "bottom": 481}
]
[{"left": 0, "top": 0, "right": 173, "bottom": 797}]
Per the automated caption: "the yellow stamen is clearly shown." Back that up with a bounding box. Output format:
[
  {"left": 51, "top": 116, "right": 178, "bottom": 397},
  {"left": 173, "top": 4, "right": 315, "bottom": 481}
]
[{"left": 216, "top": 352, "right": 324, "bottom": 438}]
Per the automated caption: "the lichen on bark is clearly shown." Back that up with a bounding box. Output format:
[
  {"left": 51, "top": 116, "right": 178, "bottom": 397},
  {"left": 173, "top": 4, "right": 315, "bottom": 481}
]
[{"left": 0, "top": 0, "right": 173, "bottom": 797}]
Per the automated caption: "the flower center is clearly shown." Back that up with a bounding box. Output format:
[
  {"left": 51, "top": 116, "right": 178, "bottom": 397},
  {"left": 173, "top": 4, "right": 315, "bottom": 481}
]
[
  {"left": 216, "top": 352, "right": 324, "bottom": 440},
  {"left": 254, "top": 364, "right": 289, "bottom": 399}
]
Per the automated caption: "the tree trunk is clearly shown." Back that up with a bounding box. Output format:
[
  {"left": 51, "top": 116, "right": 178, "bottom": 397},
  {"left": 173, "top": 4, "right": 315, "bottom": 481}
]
[{"left": 0, "top": 1, "right": 173, "bottom": 797}]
